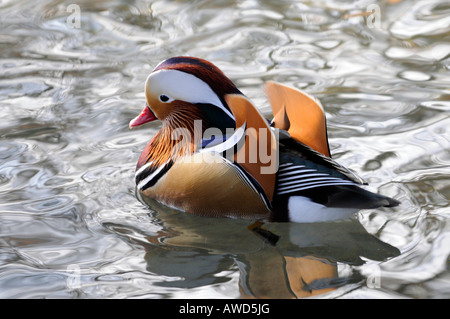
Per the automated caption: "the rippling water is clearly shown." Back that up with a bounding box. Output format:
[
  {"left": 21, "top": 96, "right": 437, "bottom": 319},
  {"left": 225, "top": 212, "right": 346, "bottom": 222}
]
[{"left": 0, "top": 0, "right": 449, "bottom": 299}]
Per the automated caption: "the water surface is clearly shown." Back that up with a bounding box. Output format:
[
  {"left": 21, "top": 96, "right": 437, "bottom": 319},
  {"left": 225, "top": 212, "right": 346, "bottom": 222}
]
[{"left": 0, "top": 0, "right": 449, "bottom": 298}]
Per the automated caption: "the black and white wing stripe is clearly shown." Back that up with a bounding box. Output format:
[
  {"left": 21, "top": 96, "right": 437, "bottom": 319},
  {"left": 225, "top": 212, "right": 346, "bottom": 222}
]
[
  {"left": 276, "top": 163, "right": 357, "bottom": 195},
  {"left": 275, "top": 136, "right": 367, "bottom": 196}
]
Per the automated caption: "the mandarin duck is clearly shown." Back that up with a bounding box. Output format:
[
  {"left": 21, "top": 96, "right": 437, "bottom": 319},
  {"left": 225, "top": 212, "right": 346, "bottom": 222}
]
[{"left": 129, "top": 56, "right": 399, "bottom": 223}]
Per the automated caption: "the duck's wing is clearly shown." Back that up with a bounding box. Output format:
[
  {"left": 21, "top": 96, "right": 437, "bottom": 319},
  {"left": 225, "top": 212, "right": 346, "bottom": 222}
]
[
  {"left": 275, "top": 135, "right": 367, "bottom": 196},
  {"left": 264, "top": 81, "right": 331, "bottom": 158},
  {"left": 273, "top": 136, "right": 399, "bottom": 223}
]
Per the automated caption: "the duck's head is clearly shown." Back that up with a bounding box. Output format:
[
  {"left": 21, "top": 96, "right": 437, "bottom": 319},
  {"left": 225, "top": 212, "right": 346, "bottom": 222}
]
[{"left": 129, "top": 56, "right": 242, "bottom": 131}]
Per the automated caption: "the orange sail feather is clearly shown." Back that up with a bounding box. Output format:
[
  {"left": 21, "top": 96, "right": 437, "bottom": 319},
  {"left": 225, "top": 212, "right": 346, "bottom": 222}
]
[{"left": 264, "top": 81, "right": 331, "bottom": 157}]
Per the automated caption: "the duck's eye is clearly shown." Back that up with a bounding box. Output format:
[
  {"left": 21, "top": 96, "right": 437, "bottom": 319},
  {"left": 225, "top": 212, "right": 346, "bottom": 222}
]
[{"left": 159, "top": 94, "right": 170, "bottom": 102}]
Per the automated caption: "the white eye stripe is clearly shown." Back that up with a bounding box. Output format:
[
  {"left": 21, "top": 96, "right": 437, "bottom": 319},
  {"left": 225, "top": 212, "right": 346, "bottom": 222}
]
[{"left": 146, "top": 69, "right": 235, "bottom": 121}]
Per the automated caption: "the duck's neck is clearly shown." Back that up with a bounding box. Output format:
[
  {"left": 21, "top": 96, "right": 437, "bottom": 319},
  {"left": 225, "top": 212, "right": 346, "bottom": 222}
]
[{"left": 136, "top": 108, "right": 208, "bottom": 170}]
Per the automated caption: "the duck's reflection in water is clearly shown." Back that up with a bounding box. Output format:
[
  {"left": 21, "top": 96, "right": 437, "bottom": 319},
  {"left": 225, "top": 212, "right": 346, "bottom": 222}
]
[{"left": 136, "top": 201, "right": 399, "bottom": 298}]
